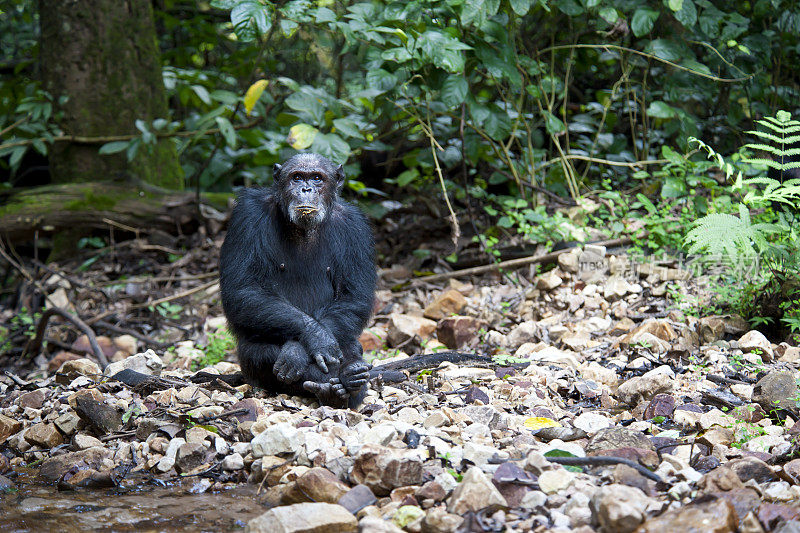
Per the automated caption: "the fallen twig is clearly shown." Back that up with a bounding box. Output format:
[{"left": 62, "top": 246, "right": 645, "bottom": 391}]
[
  {"left": 414, "top": 236, "right": 633, "bottom": 283},
  {"left": 24, "top": 306, "right": 109, "bottom": 368}
]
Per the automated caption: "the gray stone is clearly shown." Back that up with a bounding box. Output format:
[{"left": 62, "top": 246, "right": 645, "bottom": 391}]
[{"left": 245, "top": 503, "right": 357, "bottom": 533}]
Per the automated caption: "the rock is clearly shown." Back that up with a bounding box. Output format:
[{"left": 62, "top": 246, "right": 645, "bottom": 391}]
[
  {"left": 753, "top": 372, "right": 800, "bottom": 415},
  {"left": 358, "top": 517, "right": 404, "bottom": 533},
  {"left": 387, "top": 314, "right": 437, "bottom": 347},
  {"left": 436, "top": 316, "right": 480, "bottom": 349},
  {"left": 739, "top": 330, "right": 773, "bottom": 358},
  {"left": 536, "top": 270, "right": 563, "bottom": 290},
  {"left": 635, "top": 498, "right": 737, "bottom": 533},
  {"left": 283, "top": 467, "right": 350, "bottom": 504},
  {"left": 71, "top": 335, "right": 116, "bottom": 362},
  {"left": 39, "top": 447, "right": 113, "bottom": 482},
  {"left": 573, "top": 412, "right": 614, "bottom": 434},
  {"left": 416, "top": 480, "right": 447, "bottom": 502},
  {"left": 447, "top": 467, "right": 507, "bottom": 515},
  {"left": 538, "top": 469, "right": 574, "bottom": 494},
  {"left": 359, "top": 329, "right": 384, "bottom": 352},
  {"left": 578, "top": 245, "right": 607, "bottom": 282},
  {"left": 338, "top": 484, "right": 377, "bottom": 514},
  {"left": 245, "top": 503, "right": 357, "bottom": 533},
  {"left": 616, "top": 366, "right": 675, "bottom": 404},
  {"left": 586, "top": 427, "right": 655, "bottom": 454},
  {"left": 697, "top": 468, "right": 744, "bottom": 493},
  {"left": 590, "top": 484, "right": 651, "bottom": 533},
  {"left": 251, "top": 423, "right": 301, "bottom": 457},
  {"left": 351, "top": 444, "right": 423, "bottom": 495},
  {"left": 104, "top": 349, "right": 163, "bottom": 377},
  {"left": 622, "top": 319, "right": 677, "bottom": 343},
  {"left": 73, "top": 433, "right": 103, "bottom": 449},
  {"left": 18, "top": 388, "right": 47, "bottom": 409},
  {"left": 156, "top": 437, "right": 185, "bottom": 473},
  {"left": 423, "top": 289, "right": 467, "bottom": 320},
  {"left": 48, "top": 351, "right": 84, "bottom": 372},
  {"left": 507, "top": 321, "right": 539, "bottom": 348},
  {"left": 55, "top": 358, "right": 102, "bottom": 384},
  {"left": 422, "top": 507, "right": 464, "bottom": 533},
  {"left": 221, "top": 452, "right": 245, "bottom": 471},
  {"left": 363, "top": 424, "right": 398, "bottom": 446},
  {"left": 74, "top": 394, "right": 123, "bottom": 434},
  {"left": 54, "top": 410, "right": 81, "bottom": 436},
  {"left": 558, "top": 248, "right": 581, "bottom": 273},
  {"left": 604, "top": 276, "right": 636, "bottom": 300},
  {"left": 24, "top": 422, "right": 63, "bottom": 448},
  {"left": 698, "top": 317, "right": 726, "bottom": 343},
  {"left": 725, "top": 456, "right": 777, "bottom": 484},
  {"left": 0, "top": 414, "right": 23, "bottom": 443},
  {"left": 176, "top": 442, "right": 208, "bottom": 473},
  {"left": 463, "top": 441, "right": 507, "bottom": 466}
]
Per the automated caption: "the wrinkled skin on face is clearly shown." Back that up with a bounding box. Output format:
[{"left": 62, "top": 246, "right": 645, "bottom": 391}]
[{"left": 274, "top": 153, "right": 345, "bottom": 229}]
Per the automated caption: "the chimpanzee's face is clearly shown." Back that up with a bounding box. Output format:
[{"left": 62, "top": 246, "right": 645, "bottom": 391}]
[{"left": 274, "top": 153, "right": 344, "bottom": 228}]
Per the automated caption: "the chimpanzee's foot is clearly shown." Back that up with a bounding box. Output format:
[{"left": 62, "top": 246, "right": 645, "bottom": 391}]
[
  {"left": 303, "top": 378, "right": 348, "bottom": 407},
  {"left": 340, "top": 361, "right": 372, "bottom": 394}
]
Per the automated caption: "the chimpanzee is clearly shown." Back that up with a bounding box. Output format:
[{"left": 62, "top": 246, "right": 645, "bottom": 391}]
[{"left": 219, "top": 153, "right": 376, "bottom": 408}]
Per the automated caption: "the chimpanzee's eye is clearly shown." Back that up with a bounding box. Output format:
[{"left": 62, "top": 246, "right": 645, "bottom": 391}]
[
  {"left": 292, "top": 174, "right": 302, "bottom": 182},
  {"left": 312, "top": 174, "right": 323, "bottom": 182}
]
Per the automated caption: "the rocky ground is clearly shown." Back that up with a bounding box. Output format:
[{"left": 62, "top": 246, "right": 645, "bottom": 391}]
[{"left": 1, "top": 243, "right": 800, "bottom": 532}]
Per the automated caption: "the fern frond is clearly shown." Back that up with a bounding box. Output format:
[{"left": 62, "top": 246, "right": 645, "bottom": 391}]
[
  {"left": 740, "top": 157, "right": 789, "bottom": 170},
  {"left": 685, "top": 213, "right": 762, "bottom": 258},
  {"left": 753, "top": 121, "right": 800, "bottom": 135}
]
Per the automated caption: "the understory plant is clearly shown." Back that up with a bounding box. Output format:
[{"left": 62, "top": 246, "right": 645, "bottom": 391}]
[{"left": 685, "top": 110, "right": 800, "bottom": 337}]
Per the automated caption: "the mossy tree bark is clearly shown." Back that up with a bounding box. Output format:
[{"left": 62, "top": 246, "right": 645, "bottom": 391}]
[{"left": 39, "top": 0, "right": 184, "bottom": 189}]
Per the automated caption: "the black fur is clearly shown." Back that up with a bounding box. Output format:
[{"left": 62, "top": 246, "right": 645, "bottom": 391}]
[{"left": 219, "top": 153, "right": 376, "bottom": 408}]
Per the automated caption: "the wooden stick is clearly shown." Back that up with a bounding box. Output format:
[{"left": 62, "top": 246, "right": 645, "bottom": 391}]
[
  {"left": 414, "top": 236, "right": 633, "bottom": 283},
  {"left": 24, "top": 306, "right": 109, "bottom": 368}
]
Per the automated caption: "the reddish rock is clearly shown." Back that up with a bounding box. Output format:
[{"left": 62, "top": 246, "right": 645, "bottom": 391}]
[
  {"left": 18, "top": 389, "right": 47, "bottom": 409},
  {"left": 351, "top": 444, "right": 423, "bottom": 496},
  {"left": 0, "top": 414, "right": 22, "bottom": 444},
  {"left": 642, "top": 394, "right": 676, "bottom": 419},
  {"left": 636, "top": 498, "right": 737, "bottom": 533},
  {"left": 359, "top": 329, "right": 384, "bottom": 352},
  {"left": 24, "top": 422, "right": 63, "bottom": 448},
  {"left": 757, "top": 503, "right": 800, "bottom": 529},
  {"left": 423, "top": 289, "right": 467, "bottom": 320},
  {"left": 48, "top": 351, "right": 84, "bottom": 372},
  {"left": 282, "top": 467, "right": 350, "bottom": 504},
  {"left": 436, "top": 316, "right": 480, "bottom": 349},
  {"left": 72, "top": 335, "right": 116, "bottom": 360},
  {"left": 39, "top": 446, "right": 113, "bottom": 482}
]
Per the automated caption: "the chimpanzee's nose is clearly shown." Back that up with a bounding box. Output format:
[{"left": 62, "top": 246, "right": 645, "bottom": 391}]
[{"left": 301, "top": 186, "right": 312, "bottom": 193}]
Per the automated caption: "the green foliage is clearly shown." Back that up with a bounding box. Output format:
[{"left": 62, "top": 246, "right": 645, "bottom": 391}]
[{"left": 191, "top": 327, "right": 236, "bottom": 370}]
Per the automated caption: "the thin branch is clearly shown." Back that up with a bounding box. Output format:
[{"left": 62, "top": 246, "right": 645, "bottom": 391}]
[{"left": 24, "top": 307, "right": 109, "bottom": 368}]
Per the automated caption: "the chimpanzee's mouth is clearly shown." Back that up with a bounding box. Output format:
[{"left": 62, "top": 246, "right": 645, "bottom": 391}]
[{"left": 295, "top": 205, "right": 319, "bottom": 215}]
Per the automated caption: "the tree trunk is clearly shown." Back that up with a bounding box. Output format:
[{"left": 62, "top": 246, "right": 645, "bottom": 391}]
[{"left": 39, "top": 0, "right": 184, "bottom": 189}]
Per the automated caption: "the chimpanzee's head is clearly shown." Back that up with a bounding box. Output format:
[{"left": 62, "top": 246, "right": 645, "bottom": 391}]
[{"left": 273, "top": 153, "right": 345, "bottom": 228}]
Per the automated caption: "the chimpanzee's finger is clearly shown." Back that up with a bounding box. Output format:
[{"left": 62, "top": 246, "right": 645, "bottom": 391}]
[
  {"left": 303, "top": 380, "right": 323, "bottom": 393},
  {"left": 314, "top": 354, "right": 329, "bottom": 373}
]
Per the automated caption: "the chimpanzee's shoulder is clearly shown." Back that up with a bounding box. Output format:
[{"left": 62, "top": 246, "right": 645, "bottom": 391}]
[
  {"left": 233, "top": 187, "right": 277, "bottom": 217},
  {"left": 332, "top": 199, "right": 370, "bottom": 230}
]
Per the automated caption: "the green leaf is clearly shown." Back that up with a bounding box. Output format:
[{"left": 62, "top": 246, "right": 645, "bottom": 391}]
[
  {"left": 311, "top": 132, "right": 350, "bottom": 164},
  {"left": 631, "top": 8, "right": 659, "bottom": 37},
  {"left": 397, "top": 168, "right": 419, "bottom": 187},
  {"left": 647, "top": 101, "right": 677, "bottom": 119},
  {"left": 192, "top": 85, "right": 212, "bottom": 105},
  {"left": 509, "top": 0, "right": 532, "bottom": 16},
  {"left": 668, "top": 0, "right": 683, "bottom": 11},
  {"left": 215, "top": 117, "right": 237, "bottom": 148},
  {"left": 599, "top": 7, "right": 618, "bottom": 24},
  {"left": 543, "top": 110, "right": 566, "bottom": 135},
  {"left": 366, "top": 69, "right": 398, "bottom": 93},
  {"left": 98, "top": 141, "right": 130, "bottom": 155},
  {"left": 285, "top": 91, "right": 325, "bottom": 124},
  {"left": 231, "top": 0, "right": 273, "bottom": 41},
  {"left": 554, "top": 0, "right": 583, "bottom": 16},
  {"left": 287, "top": 123, "right": 318, "bottom": 150},
  {"left": 441, "top": 77, "right": 468, "bottom": 108},
  {"left": 674, "top": 0, "right": 697, "bottom": 28},
  {"left": 484, "top": 110, "right": 512, "bottom": 141},
  {"left": 332, "top": 118, "right": 361, "bottom": 139}
]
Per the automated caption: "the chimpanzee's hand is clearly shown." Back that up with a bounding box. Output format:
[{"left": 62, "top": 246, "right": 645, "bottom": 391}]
[
  {"left": 273, "top": 341, "right": 310, "bottom": 383},
  {"left": 300, "top": 319, "right": 343, "bottom": 373}
]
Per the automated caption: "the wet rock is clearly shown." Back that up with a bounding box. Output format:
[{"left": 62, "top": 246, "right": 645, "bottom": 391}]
[
  {"left": 423, "top": 289, "right": 467, "bottom": 320},
  {"left": 753, "top": 372, "right": 800, "bottom": 415},
  {"left": 251, "top": 423, "right": 301, "bottom": 457},
  {"left": 104, "top": 349, "right": 163, "bottom": 377},
  {"left": 74, "top": 394, "right": 123, "bottom": 434},
  {"left": 586, "top": 427, "right": 654, "bottom": 454},
  {"left": 0, "top": 414, "right": 22, "bottom": 443},
  {"left": 447, "top": 467, "right": 507, "bottom": 515},
  {"left": 616, "top": 366, "right": 675, "bottom": 404},
  {"left": 221, "top": 453, "right": 244, "bottom": 471},
  {"left": 25, "top": 422, "right": 63, "bottom": 448},
  {"left": 55, "top": 358, "right": 102, "bottom": 384},
  {"left": 387, "top": 314, "right": 437, "bottom": 347},
  {"left": 351, "top": 444, "right": 423, "bottom": 495},
  {"left": 636, "top": 498, "right": 737, "bottom": 533},
  {"left": 590, "top": 484, "right": 651, "bottom": 533},
  {"left": 39, "top": 447, "right": 113, "bottom": 482},
  {"left": 436, "top": 316, "right": 480, "bottom": 349},
  {"left": 0, "top": 474, "right": 16, "bottom": 493},
  {"left": 246, "top": 502, "right": 357, "bottom": 533},
  {"left": 338, "top": 484, "right": 377, "bottom": 514},
  {"left": 176, "top": 442, "right": 208, "bottom": 473},
  {"left": 283, "top": 467, "right": 350, "bottom": 504}
]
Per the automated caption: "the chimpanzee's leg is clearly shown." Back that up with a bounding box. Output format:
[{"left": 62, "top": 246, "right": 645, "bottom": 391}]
[
  {"left": 236, "top": 337, "right": 283, "bottom": 391},
  {"left": 303, "top": 339, "right": 370, "bottom": 409}
]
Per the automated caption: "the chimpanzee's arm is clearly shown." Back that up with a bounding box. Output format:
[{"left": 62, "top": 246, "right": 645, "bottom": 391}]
[{"left": 314, "top": 205, "right": 376, "bottom": 345}]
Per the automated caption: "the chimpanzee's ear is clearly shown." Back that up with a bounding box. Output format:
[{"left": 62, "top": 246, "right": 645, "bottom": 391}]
[
  {"left": 272, "top": 163, "right": 283, "bottom": 182},
  {"left": 335, "top": 164, "right": 345, "bottom": 190}
]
